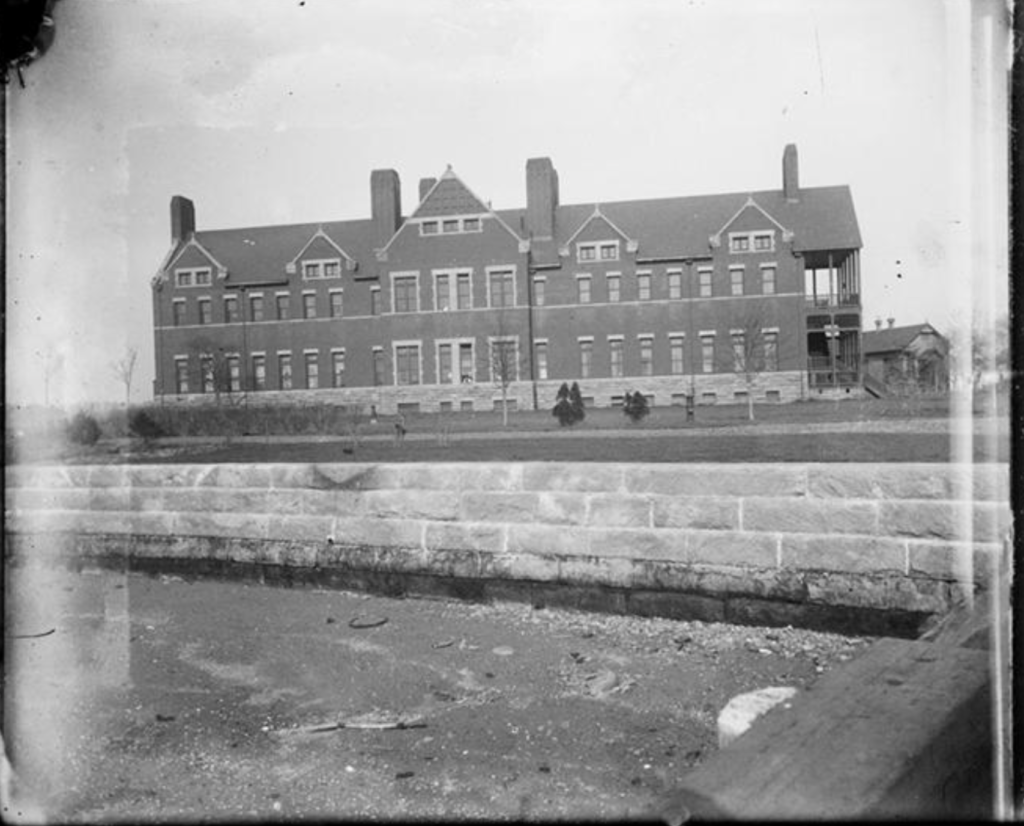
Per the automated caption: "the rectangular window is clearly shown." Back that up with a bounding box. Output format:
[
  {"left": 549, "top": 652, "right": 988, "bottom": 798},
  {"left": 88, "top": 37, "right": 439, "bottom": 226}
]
[
  {"left": 761, "top": 266, "right": 776, "bottom": 295},
  {"left": 535, "top": 341, "right": 548, "bottom": 380},
  {"left": 276, "top": 293, "right": 290, "bottom": 320},
  {"left": 371, "top": 287, "right": 381, "bottom": 316},
  {"left": 226, "top": 355, "right": 241, "bottom": 392},
  {"left": 456, "top": 273, "right": 471, "bottom": 309},
  {"left": 329, "top": 290, "right": 343, "bottom": 318},
  {"left": 438, "top": 343, "right": 453, "bottom": 384},
  {"left": 200, "top": 356, "right": 214, "bottom": 393},
  {"left": 463, "top": 217, "right": 480, "bottom": 232},
  {"left": 579, "top": 340, "right": 593, "bottom": 379},
  {"left": 639, "top": 337, "right": 654, "bottom": 376},
  {"left": 196, "top": 269, "right": 211, "bottom": 286},
  {"left": 701, "top": 337, "right": 715, "bottom": 373},
  {"left": 224, "top": 296, "right": 239, "bottom": 323},
  {"left": 730, "top": 269, "right": 744, "bottom": 296},
  {"left": 699, "top": 269, "right": 713, "bottom": 298},
  {"left": 435, "top": 273, "right": 451, "bottom": 311},
  {"left": 753, "top": 233, "right": 774, "bottom": 251},
  {"left": 250, "top": 295, "right": 264, "bottom": 322},
  {"left": 730, "top": 235, "right": 750, "bottom": 252},
  {"left": 670, "top": 336, "right": 685, "bottom": 375},
  {"left": 609, "top": 338, "right": 624, "bottom": 378},
  {"left": 331, "top": 350, "right": 345, "bottom": 387},
  {"left": 395, "top": 344, "right": 420, "bottom": 385},
  {"left": 599, "top": 242, "right": 619, "bottom": 261},
  {"left": 175, "top": 268, "right": 212, "bottom": 288},
  {"left": 323, "top": 261, "right": 340, "bottom": 279},
  {"left": 607, "top": 274, "right": 621, "bottom": 303},
  {"left": 732, "top": 334, "right": 746, "bottom": 371},
  {"left": 488, "top": 269, "right": 515, "bottom": 308},
  {"left": 442, "top": 219, "right": 459, "bottom": 233},
  {"left": 252, "top": 354, "right": 266, "bottom": 391},
  {"left": 393, "top": 276, "right": 418, "bottom": 313},
  {"left": 198, "top": 298, "right": 212, "bottom": 325},
  {"left": 278, "top": 354, "right": 293, "bottom": 390},
  {"left": 490, "top": 339, "right": 518, "bottom": 382},
  {"left": 668, "top": 272, "right": 682, "bottom": 300},
  {"left": 764, "top": 331, "right": 779, "bottom": 371},
  {"left": 302, "top": 293, "right": 316, "bottom": 319},
  {"left": 459, "top": 342, "right": 474, "bottom": 383},
  {"left": 372, "top": 348, "right": 385, "bottom": 385},
  {"left": 637, "top": 272, "right": 652, "bottom": 301},
  {"left": 172, "top": 300, "right": 186, "bottom": 326},
  {"left": 305, "top": 352, "right": 319, "bottom": 389},
  {"left": 175, "top": 359, "right": 189, "bottom": 394},
  {"left": 175, "top": 271, "right": 192, "bottom": 288},
  {"left": 577, "top": 276, "right": 592, "bottom": 304},
  {"left": 303, "top": 262, "right": 320, "bottom": 279},
  {"left": 577, "top": 244, "right": 596, "bottom": 262},
  {"left": 533, "top": 277, "right": 546, "bottom": 307},
  {"left": 421, "top": 220, "right": 439, "bottom": 235}
]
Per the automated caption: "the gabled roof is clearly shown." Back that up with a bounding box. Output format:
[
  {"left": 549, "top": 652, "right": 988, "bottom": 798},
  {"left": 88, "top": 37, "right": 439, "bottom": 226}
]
[
  {"left": 561, "top": 205, "right": 637, "bottom": 251},
  {"left": 286, "top": 226, "right": 356, "bottom": 273},
  {"left": 412, "top": 168, "right": 489, "bottom": 218},
  {"left": 862, "top": 323, "right": 944, "bottom": 355}
]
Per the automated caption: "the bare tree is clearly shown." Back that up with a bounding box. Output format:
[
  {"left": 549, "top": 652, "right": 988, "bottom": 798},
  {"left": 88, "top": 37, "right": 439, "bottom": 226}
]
[
  {"left": 725, "top": 310, "right": 781, "bottom": 422},
  {"left": 486, "top": 328, "right": 525, "bottom": 427},
  {"left": 111, "top": 346, "right": 138, "bottom": 407}
]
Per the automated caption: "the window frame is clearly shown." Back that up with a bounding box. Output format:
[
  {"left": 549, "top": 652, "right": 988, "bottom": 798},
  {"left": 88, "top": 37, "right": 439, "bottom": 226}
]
[
  {"left": 302, "top": 291, "right": 317, "bottom": 319},
  {"left": 393, "top": 340, "right": 423, "bottom": 386},
  {"left": 698, "top": 268, "right": 713, "bottom": 298},
  {"left": 638, "top": 335, "right": 654, "bottom": 376},
  {"left": 608, "top": 335, "right": 624, "bottom": 378},
  {"left": 304, "top": 350, "right": 319, "bottom": 389},
  {"left": 667, "top": 270, "right": 683, "bottom": 300},
  {"left": 576, "top": 274, "right": 592, "bottom": 305},
  {"left": 275, "top": 292, "right": 291, "bottom": 321},
  {"left": 174, "top": 267, "right": 212, "bottom": 288},
  {"left": 606, "top": 273, "right": 621, "bottom": 303},
  {"left": 390, "top": 271, "right": 420, "bottom": 314},
  {"left": 302, "top": 258, "right": 343, "bottom": 280},
  {"left": 331, "top": 348, "right": 346, "bottom": 387},
  {"left": 486, "top": 266, "right": 516, "bottom": 309},
  {"left": 730, "top": 267, "right": 745, "bottom": 297},
  {"left": 637, "top": 271, "right": 652, "bottom": 301}
]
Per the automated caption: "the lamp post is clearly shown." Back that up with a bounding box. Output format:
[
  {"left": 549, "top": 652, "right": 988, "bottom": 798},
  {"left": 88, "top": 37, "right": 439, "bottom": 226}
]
[{"left": 824, "top": 320, "right": 840, "bottom": 389}]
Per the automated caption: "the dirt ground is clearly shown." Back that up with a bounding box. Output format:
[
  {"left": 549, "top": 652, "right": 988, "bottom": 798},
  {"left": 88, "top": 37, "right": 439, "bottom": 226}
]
[{"left": 3, "top": 563, "right": 873, "bottom": 822}]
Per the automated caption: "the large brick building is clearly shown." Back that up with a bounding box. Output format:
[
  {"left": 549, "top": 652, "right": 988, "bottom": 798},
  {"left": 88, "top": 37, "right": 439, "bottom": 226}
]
[{"left": 152, "top": 145, "right": 863, "bottom": 413}]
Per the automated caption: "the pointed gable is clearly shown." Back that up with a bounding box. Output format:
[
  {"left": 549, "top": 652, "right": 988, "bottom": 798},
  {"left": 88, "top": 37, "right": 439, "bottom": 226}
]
[
  {"left": 709, "top": 196, "right": 793, "bottom": 249},
  {"left": 285, "top": 226, "right": 357, "bottom": 275},
  {"left": 412, "top": 168, "right": 489, "bottom": 218},
  {"left": 559, "top": 205, "right": 638, "bottom": 259}
]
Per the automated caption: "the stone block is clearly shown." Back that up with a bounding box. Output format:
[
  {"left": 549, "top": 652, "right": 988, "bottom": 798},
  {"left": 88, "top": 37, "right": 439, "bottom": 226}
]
[
  {"left": 265, "top": 514, "right": 334, "bottom": 543},
  {"left": 536, "top": 491, "right": 588, "bottom": 525},
  {"left": 687, "top": 530, "right": 778, "bottom": 568},
  {"left": 420, "top": 547, "right": 478, "bottom": 578},
  {"left": 361, "top": 489, "right": 457, "bottom": 521},
  {"left": 506, "top": 523, "right": 589, "bottom": 557},
  {"left": 501, "top": 553, "right": 562, "bottom": 583},
  {"left": 780, "top": 534, "right": 905, "bottom": 574},
  {"left": 807, "top": 465, "right": 950, "bottom": 500},
  {"left": 269, "top": 463, "right": 378, "bottom": 490},
  {"left": 333, "top": 516, "right": 424, "bottom": 550},
  {"left": 317, "top": 543, "right": 378, "bottom": 570},
  {"left": 626, "top": 590, "right": 726, "bottom": 623},
  {"left": 460, "top": 491, "right": 539, "bottom": 523},
  {"left": 126, "top": 511, "right": 179, "bottom": 536},
  {"left": 557, "top": 555, "right": 636, "bottom": 589},
  {"left": 392, "top": 463, "right": 521, "bottom": 492},
  {"left": 128, "top": 486, "right": 166, "bottom": 512},
  {"left": 592, "top": 527, "right": 689, "bottom": 561},
  {"left": 86, "top": 465, "right": 129, "bottom": 488},
  {"left": 9, "top": 487, "right": 88, "bottom": 511},
  {"left": 651, "top": 496, "right": 739, "bottom": 530},
  {"left": 177, "top": 511, "right": 270, "bottom": 540},
  {"left": 522, "top": 463, "right": 623, "bottom": 493},
  {"left": 624, "top": 465, "right": 806, "bottom": 498},
  {"left": 279, "top": 541, "right": 320, "bottom": 568},
  {"left": 295, "top": 489, "right": 346, "bottom": 516},
  {"left": 160, "top": 487, "right": 267, "bottom": 514},
  {"left": 743, "top": 498, "right": 877, "bottom": 535},
  {"left": 586, "top": 494, "right": 652, "bottom": 528},
  {"left": 718, "top": 687, "right": 799, "bottom": 748},
  {"left": 87, "top": 488, "right": 132, "bottom": 511},
  {"left": 804, "top": 572, "right": 952, "bottom": 614},
  {"left": 906, "top": 540, "right": 1000, "bottom": 584},
  {"left": 125, "top": 465, "right": 205, "bottom": 488},
  {"left": 194, "top": 464, "right": 272, "bottom": 489},
  {"left": 879, "top": 501, "right": 960, "bottom": 541},
  {"left": 424, "top": 521, "right": 504, "bottom": 553}
]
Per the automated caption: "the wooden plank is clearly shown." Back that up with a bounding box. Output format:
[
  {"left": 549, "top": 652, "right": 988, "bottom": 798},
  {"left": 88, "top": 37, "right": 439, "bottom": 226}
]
[{"left": 665, "top": 638, "right": 991, "bottom": 820}]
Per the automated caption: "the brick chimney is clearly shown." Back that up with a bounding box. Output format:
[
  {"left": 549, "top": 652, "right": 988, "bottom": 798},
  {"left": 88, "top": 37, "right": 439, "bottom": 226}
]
[
  {"left": 170, "top": 195, "right": 195, "bottom": 243},
  {"left": 887, "top": 317, "right": 895, "bottom": 329},
  {"left": 783, "top": 144, "right": 799, "bottom": 202},
  {"left": 875, "top": 318, "right": 883, "bottom": 330},
  {"left": 419, "top": 177, "right": 437, "bottom": 203},
  {"left": 371, "top": 169, "right": 402, "bottom": 248},
  {"left": 526, "top": 157, "right": 559, "bottom": 239}
]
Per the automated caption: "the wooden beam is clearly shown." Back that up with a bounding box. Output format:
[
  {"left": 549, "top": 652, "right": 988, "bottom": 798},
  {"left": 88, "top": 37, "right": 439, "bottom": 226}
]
[{"left": 662, "top": 637, "right": 992, "bottom": 820}]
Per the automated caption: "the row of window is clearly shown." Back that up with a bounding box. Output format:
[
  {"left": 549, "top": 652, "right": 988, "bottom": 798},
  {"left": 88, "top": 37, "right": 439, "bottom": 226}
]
[
  {"left": 169, "top": 265, "right": 780, "bottom": 327},
  {"left": 419, "top": 216, "right": 483, "bottom": 236},
  {"left": 170, "top": 331, "right": 780, "bottom": 395},
  {"left": 175, "top": 260, "right": 344, "bottom": 289},
  {"left": 729, "top": 231, "right": 776, "bottom": 254}
]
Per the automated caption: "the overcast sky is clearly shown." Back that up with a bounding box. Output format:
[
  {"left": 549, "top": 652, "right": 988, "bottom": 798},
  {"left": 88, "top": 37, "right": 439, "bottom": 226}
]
[{"left": 5, "top": 0, "right": 1009, "bottom": 407}]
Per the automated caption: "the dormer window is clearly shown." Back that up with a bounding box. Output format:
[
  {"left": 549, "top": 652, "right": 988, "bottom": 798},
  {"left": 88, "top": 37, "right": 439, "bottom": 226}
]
[
  {"left": 729, "top": 231, "right": 775, "bottom": 253},
  {"left": 463, "top": 217, "right": 480, "bottom": 232},
  {"left": 422, "top": 221, "right": 440, "bottom": 235},
  {"left": 442, "top": 219, "right": 459, "bottom": 233},
  {"left": 302, "top": 259, "right": 342, "bottom": 280},
  {"left": 578, "top": 241, "right": 619, "bottom": 262},
  {"left": 175, "top": 267, "right": 212, "bottom": 288}
]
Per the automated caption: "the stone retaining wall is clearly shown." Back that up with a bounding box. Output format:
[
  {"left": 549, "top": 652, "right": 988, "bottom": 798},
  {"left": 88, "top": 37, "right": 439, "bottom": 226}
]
[{"left": 5, "top": 462, "right": 1010, "bottom": 635}]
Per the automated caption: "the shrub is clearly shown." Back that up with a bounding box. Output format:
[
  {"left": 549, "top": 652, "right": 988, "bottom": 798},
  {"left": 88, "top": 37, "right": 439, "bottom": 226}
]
[
  {"left": 569, "top": 382, "right": 586, "bottom": 425},
  {"left": 129, "top": 409, "right": 164, "bottom": 441},
  {"left": 67, "top": 411, "right": 101, "bottom": 446},
  {"left": 553, "top": 382, "right": 586, "bottom": 426},
  {"left": 623, "top": 391, "right": 650, "bottom": 423}
]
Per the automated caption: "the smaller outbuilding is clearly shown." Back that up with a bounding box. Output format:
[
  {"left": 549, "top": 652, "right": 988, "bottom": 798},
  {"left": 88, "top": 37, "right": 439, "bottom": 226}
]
[{"left": 862, "top": 319, "right": 949, "bottom": 396}]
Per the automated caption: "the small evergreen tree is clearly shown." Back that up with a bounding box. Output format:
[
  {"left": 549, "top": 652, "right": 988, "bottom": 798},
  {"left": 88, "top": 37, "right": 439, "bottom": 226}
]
[
  {"left": 552, "top": 382, "right": 575, "bottom": 426},
  {"left": 67, "top": 411, "right": 101, "bottom": 446},
  {"left": 129, "top": 408, "right": 165, "bottom": 442},
  {"left": 569, "top": 382, "right": 586, "bottom": 425}
]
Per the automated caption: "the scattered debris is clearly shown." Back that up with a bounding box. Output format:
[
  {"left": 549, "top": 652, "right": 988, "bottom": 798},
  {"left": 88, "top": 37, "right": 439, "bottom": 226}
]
[
  {"left": 432, "top": 638, "right": 456, "bottom": 649},
  {"left": 491, "top": 646, "right": 515, "bottom": 656},
  {"left": 349, "top": 615, "right": 388, "bottom": 629},
  {"left": 155, "top": 714, "right": 176, "bottom": 723},
  {"left": 326, "top": 617, "right": 336, "bottom": 625},
  {"left": 395, "top": 771, "right": 415, "bottom": 780},
  {"left": 281, "top": 712, "right": 427, "bottom": 735}
]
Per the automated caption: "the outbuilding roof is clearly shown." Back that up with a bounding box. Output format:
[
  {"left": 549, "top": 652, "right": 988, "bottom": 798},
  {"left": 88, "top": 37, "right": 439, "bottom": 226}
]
[{"left": 862, "top": 323, "right": 944, "bottom": 355}]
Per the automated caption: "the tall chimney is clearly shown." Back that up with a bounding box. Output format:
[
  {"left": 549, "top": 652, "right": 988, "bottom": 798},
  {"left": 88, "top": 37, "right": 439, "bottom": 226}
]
[
  {"left": 526, "top": 157, "right": 559, "bottom": 239},
  {"left": 419, "top": 177, "right": 437, "bottom": 203},
  {"left": 887, "top": 317, "right": 895, "bottom": 329},
  {"left": 783, "top": 144, "right": 799, "bottom": 202},
  {"left": 371, "top": 169, "right": 402, "bottom": 248},
  {"left": 170, "top": 195, "right": 195, "bottom": 243},
  {"left": 875, "top": 318, "right": 883, "bottom": 330}
]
